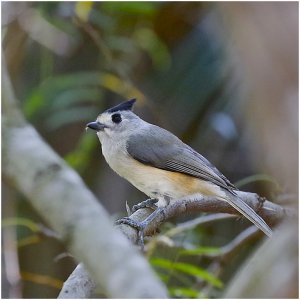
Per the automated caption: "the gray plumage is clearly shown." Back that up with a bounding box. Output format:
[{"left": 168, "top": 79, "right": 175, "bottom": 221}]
[
  {"left": 126, "top": 125, "right": 272, "bottom": 237},
  {"left": 126, "top": 125, "right": 236, "bottom": 193},
  {"left": 87, "top": 99, "right": 272, "bottom": 238}
]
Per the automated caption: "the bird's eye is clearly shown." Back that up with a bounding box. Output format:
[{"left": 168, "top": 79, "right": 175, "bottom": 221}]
[{"left": 111, "top": 113, "right": 122, "bottom": 123}]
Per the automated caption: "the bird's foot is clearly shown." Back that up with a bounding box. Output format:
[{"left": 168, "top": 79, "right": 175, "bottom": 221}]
[
  {"left": 115, "top": 217, "right": 147, "bottom": 250},
  {"left": 256, "top": 195, "right": 266, "bottom": 212},
  {"left": 115, "top": 207, "right": 164, "bottom": 251},
  {"left": 132, "top": 198, "right": 158, "bottom": 213}
]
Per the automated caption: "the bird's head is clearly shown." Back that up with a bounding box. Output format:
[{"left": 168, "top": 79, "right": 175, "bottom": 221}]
[{"left": 86, "top": 99, "right": 141, "bottom": 142}]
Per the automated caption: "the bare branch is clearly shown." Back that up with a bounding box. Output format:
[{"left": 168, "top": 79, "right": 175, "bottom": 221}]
[
  {"left": 216, "top": 226, "right": 260, "bottom": 259},
  {"left": 223, "top": 221, "right": 298, "bottom": 298},
  {"left": 2, "top": 60, "right": 168, "bottom": 299},
  {"left": 58, "top": 264, "right": 96, "bottom": 299},
  {"left": 54, "top": 144, "right": 290, "bottom": 298},
  {"left": 165, "top": 213, "right": 235, "bottom": 237},
  {"left": 117, "top": 191, "right": 292, "bottom": 245}
]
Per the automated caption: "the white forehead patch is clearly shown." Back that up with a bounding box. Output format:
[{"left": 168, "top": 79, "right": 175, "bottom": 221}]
[{"left": 97, "top": 112, "right": 112, "bottom": 124}]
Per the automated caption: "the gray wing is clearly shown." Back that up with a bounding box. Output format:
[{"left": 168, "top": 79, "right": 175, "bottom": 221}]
[
  {"left": 127, "top": 125, "right": 273, "bottom": 237},
  {"left": 126, "top": 125, "right": 236, "bottom": 193}
]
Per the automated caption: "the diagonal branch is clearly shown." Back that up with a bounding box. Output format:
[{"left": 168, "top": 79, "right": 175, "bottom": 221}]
[
  {"left": 2, "top": 60, "right": 168, "bottom": 299},
  {"left": 58, "top": 264, "right": 96, "bottom": 299}
]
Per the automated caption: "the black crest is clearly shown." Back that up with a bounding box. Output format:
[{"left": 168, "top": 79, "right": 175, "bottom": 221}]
[{"left": 105, "top": 99, "right": 136, "bottom": 113}]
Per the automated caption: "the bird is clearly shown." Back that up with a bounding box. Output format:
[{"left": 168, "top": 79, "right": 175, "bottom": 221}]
[{"left": 86, "top": 98, "right": 272, "bottom": 246}]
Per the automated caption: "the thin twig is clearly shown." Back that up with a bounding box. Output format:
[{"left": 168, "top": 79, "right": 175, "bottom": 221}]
[
  {"left": 117, "top": 191, "right": 292, "bottom": 246},
  {"left": 202, "top": 226, "right": 260, "bottom": 261},
  {"left": 165, "top": 213, "right": 235, "bottom": 237}
]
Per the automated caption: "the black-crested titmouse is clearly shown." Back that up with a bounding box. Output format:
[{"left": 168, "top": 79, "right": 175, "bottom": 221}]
[{"left": 87, "top": 99, "right": 272, "bottom": 240}]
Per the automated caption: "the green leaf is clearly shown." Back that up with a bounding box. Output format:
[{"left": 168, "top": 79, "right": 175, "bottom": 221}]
[
  {"left": 169, "top": 287, "right": 203, "bottom": 298},
  {"left": 2, "top": 218, "right": 39, "bottom": 232},
  {"left": 179, "top": 246, "right": 221, "bottom": 256},
  {"left": 157, "top": 273, "right": 169, "bottom": 283},
  {"left": 64, "top": 133, "right": 98, "bottom": 172},
  {"left": 24, "top": 71, "right": 146, "bottom": 122},
  {"left": 151, "top": 258, "right": 223, "bottom": 288},
  {"left": 24, "top": 72, "right": 103, "bottom": 119},
  {"left": 50, "top": 87, "right": 102, "bottom": 111},
  {"left": 45, "top": 107, "right": 96, "bottom": 130},
  {"left": 133, "top": 27, "right": 171, "bottom": 71},
  {"left": 106, "top": 36, "right": 136, "bottom": 53},
  {"left": 102, "top": 2, "right": 159, "bottom": 16},
  {"left": 75, "top": 2, "right": 93, "bottom": 22}
]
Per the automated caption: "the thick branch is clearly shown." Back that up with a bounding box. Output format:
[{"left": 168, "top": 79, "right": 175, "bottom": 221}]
[
  {"left": 58, "top": 264, "right": 96, "bottom": 299},
  {"left": 2, "top": 62, "right": 168, "bottom": 298},
  {"left": 223, "top": 221, "right": 298, "bottom": 298}
]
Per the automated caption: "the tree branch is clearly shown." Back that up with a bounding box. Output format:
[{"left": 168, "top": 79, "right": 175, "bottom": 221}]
[
  {"left": 2, "top": 61, "right": 168, "bottom": 298},
  {"left": 58, "top": 264, "right": 96, "bottom": 299},
  {"left": 223, "top": 221, "right": 298, "bottom": 298},
  {"left": 59, "top": 193, "right": 290, "bottom": 298},
  {"left": 117, "top": 191, "right": 292, "bottom": 245}
]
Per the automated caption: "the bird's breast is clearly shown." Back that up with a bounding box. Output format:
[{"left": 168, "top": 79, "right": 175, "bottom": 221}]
[{"left": 101, "top": 145, "right": 225, "bottom": 206}]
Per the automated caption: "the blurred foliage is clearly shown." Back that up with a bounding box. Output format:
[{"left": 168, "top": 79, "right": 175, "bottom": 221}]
[
  {"left": 151, "top": 257, "right": 223, "bottom": 290},
  {"left": 2, "top": 1, "right": 293, "bottom": 298}
]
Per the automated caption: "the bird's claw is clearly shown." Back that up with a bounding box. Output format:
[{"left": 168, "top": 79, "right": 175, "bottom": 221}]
[
  {"left": 132, "top": 198, "right": 158, "bottom": 213},
  {"left": 257, "top": 196, "right": 266, "bottom": 212},
  {"left": 115, "top": 217, "right": 146, "bottom": 250},
  {"left": 115, "top": 206, "right": 163, "bottom": 251},
  {"left": 125, "top": 201, "right": 131, "bottom": 216}
]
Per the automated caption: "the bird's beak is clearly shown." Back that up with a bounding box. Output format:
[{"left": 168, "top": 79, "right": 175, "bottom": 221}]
[{"left": 86, "top": 121, "right": 106, "bottom": 132}]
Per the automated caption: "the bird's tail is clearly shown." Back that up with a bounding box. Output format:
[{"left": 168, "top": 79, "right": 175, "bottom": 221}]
[{"left": 223, "top": 193, "right": 273, "bottom": 237}]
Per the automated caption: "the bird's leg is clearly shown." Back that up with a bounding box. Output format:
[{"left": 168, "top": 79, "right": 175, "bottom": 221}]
[
  {"left": 115, "top": 207, "right": 164, "bottom": 251},
  {"left": 256, "top": 195, "right": 266, "bottom": 212},
  {"left": 132, "top": 198, "right": 158, "bottom": 213},
  {"left": 236, "top": 195, "right": 266, "bottom": 221}
]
